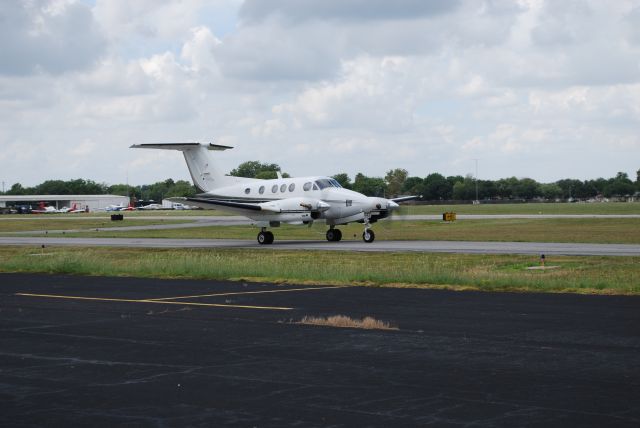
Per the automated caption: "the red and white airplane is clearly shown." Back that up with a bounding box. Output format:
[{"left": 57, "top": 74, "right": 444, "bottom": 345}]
[
  {"left": 59, "top": 203, "right": 86, "bottom": 213},
  {"left": 131, "top": 143, "right": 417, "bottom": 244},
  {"left": 31, "top": 202, "right": 59, "bottom": 214}
]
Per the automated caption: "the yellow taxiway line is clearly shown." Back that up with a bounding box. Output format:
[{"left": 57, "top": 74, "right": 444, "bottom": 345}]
[
  {"left": 15, "top": 293, "right": 292, "bottom": 311},
  {"left": 147, "top": 286, "right": 351, "bottom": 301}
]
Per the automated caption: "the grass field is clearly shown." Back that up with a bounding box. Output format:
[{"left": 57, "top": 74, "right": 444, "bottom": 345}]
[
  {"left": 1, "top": 202, "right": 638, "bottom": 218},
  {"left": 0, "top": 247, "right": 637, "bottom": 295},
  {"left": 403, "top": 202, "right": 640, "bottom": 215},
  {"left": 0, "top": 218, "right": 189, "bottom": 233},
  {"left": 46, "top": 218, "right": 640, "bottom": 244}
]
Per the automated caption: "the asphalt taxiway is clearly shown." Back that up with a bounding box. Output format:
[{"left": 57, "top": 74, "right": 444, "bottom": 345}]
[
  {"left": 1, "top": 236, "right": 639, "bottom": 256},
  {"left": 1, "top": 273, "right": 639, "bottom": 427}
]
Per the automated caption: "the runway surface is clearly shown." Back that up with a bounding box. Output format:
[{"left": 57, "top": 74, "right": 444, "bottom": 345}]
[
  {"left": 1, "top": 273, "right": 638, "bottom": 427},
  {"left": 1, "top": 235, "right": 639, "bottom": 256}
]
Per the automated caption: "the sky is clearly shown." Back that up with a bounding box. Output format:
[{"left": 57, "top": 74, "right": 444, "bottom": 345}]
[{"left": 1, "top": 0, "right": 639, "bottom": 188}]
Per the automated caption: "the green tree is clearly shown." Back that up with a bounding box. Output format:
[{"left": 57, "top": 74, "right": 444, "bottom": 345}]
[
  {"left": 35, "top": 180, "right": 69, "bottom": 194},
  {"left": 452, "top": 175, "right": 476, "bottom": 200},
  {"left": 384, "top": 168, "right": 408, "bottom": 198},
  {"left": 401, "top": 177, "right": 424, "bottom": 197},
  {"left": 514, "top": 178, "right": 542, "bottom": 200},
  {"left": 604, "top": 172, "right": 635, "bottom": 197},
  {"left": 423, "top": 173, "right": 452, "bottom": 200},
  {"left": 230, "top": 161, "right": 288, "bottom": 178},
  {"left": 539, "top": 183, "right": 563, "bottom": 200},
  {"left": 165, "top": 180, "right": 197, "bottom": 197},
  {"left": 7, "top": 183, "right": 28, "bottom": 195},
  {"left": 332, "top": 173, "right": 352, "bottom": 189},
  {"left": 352, "top": 173, "right": 386, "bottom": 197}
]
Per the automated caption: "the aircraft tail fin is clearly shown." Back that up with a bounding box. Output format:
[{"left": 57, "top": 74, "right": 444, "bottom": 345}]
[{"left": 130, "top": 142, "right": 245, "bottom": 192}]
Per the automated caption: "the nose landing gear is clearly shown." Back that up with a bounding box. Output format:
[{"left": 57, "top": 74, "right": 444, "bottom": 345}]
[
  {"left": 362, "top": 229, "right": 375, "bottom": 243},
  {"left": 362, "top": 214, "right": 375, "bottom": 243}
]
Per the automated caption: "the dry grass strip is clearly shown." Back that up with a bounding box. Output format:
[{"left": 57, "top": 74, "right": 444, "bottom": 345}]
[{"left": 298, "top": 315, "right": 398, "bottom": 330}]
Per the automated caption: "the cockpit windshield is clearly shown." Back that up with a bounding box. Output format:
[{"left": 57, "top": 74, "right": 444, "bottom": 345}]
[{"left": 314, "top": 178, "right": 343, "bottom": 189}]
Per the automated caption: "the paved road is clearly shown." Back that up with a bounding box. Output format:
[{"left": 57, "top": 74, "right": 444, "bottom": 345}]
[
  {"left": 1, "top": 273, "right": 638, "bottom": 427},
  {"left": 1, "top": 236, "right": 639, "bottom": 256}
]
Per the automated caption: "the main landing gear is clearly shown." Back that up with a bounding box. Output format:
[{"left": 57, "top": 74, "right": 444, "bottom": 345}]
[
  {"left": 257, "top": 229, "right": 274, "bottom": 245},
  {"left": 326, "top": 228, "right": 342, "bottom": 242}
]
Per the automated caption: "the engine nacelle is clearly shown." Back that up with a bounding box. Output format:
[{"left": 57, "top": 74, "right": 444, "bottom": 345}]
[{"left": 259, "top": 197, "right": 330, "bottom": 214}]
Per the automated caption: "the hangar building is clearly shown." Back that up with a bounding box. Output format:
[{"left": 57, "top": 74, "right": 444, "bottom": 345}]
[{"left": 0, "top": 195, "right": 129, "bottom": 212}]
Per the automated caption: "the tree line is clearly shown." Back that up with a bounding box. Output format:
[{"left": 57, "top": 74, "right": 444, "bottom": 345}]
[
  {"left": 2, "top": 164, "right": 639, "bottom": 202},
  {"left": 3, "top": 178, "right": 196, "bottom": 203}
]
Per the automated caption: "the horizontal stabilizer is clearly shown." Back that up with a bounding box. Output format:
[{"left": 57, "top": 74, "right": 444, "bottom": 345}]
[{"left": 130, "top": 143, "right": 233, "bottom": 151}]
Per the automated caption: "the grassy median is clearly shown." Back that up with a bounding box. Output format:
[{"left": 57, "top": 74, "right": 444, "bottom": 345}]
[
  {"left": 40, "top": 218, "right": 640, "bottom": 244},
  {"left": 0, "top": 246, "right": 637, "bottom": 295}
]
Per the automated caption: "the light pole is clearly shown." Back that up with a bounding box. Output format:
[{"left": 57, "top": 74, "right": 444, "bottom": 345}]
[{"left": 473, "top": 159, "right": 479, "bottom": 204}]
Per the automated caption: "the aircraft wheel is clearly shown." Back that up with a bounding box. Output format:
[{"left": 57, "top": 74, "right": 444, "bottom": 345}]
[
  {"left": 326, "top": 230, "right": 334, "bottom": 242},
  {"left": 258, "top": 231, "right": 274, "bottom": 245},
  {"left": 326, "top": 229, "right": 343, "bottom": 242},
  {"left": 362, "top": 229, "right": 375, "bottom": 243}
]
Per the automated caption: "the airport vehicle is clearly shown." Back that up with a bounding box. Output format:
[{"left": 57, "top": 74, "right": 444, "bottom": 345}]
[
  {"left": 131, "top": 143, "right": 417, "bottom": 244},
  {"left": 171, "top": 202, "right": 191, "bottom": 210}
]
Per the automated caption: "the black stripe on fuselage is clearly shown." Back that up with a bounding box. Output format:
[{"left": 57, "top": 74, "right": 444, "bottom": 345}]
[{"left": 185, "top": 198, "right": 262, "bottom": 211}]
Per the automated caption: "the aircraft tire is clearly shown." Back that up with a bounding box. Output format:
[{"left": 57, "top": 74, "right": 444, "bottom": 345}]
[
  {"left": 362, "top": 229, "right": 375, "bottom": 243},
  {"left": 258, "top": 231, "right": 274, "bottom": 245},
  {"left": 326, "top": 229, "right": 342, "bottom": 242}
]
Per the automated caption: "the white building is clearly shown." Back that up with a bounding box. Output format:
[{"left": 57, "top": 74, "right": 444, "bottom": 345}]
[{"left": 0, "top": 195, "right": 129, "bottom": 212}]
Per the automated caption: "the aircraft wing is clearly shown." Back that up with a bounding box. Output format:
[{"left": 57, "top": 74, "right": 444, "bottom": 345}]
[
  {"left": 391, "top": 195, "right": 421, "bottom": 203},
  {"left": 171, "top": 196, "right": 330, "bottom": 216},
  {"left": 179, "top": 197, "right": 262, "bottom": 214}
]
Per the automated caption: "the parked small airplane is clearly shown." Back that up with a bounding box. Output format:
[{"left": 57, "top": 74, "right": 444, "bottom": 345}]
[
  {"left": 60, "top": 203, "right": 88, "bottom": 213},
  {"left": 68, "top": 203, "right": 87, "bottom": 213},
  {"left": 139, "top": 203, "right": 162, "bottom": 210},
  {"left": 104, "top": 203, "right": 135, "bottom": 212},
  {"left": 31, "top": 202, "right": 59, "bottom": 214},
  {"left": 104, "top": 204, "right": 125, "bottom": 212},
  {"left": 131, "top": 143, "right": 417, "bottom": 244}
]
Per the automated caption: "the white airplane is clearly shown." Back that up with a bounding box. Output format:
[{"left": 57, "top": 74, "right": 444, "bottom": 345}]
[{"left": 130, "top": 143, "right": 417, "bottom": 244}]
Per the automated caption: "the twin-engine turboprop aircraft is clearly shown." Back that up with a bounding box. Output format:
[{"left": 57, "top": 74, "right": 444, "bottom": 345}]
[{"left": 131, "top": 143, "right": 416, "bottom": 244}]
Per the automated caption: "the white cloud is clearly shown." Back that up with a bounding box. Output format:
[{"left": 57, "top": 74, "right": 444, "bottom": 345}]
[
  {"left": 1, "top": 0, "right": 640, "bottom": 187},
  {"left": 0, "top": 0, "right": 105, "bottom": 75}
]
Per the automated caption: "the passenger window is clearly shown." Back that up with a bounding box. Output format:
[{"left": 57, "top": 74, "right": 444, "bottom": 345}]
[
  {"left": 303, "top": 182, "right": 312, "bottom": 191},
  {"left": 288, "top": 183, "right": 295, "bottom": 192},
  {"left": 280, "top": 184, "right": 287, "bottom": 193},
  {"left": 271, "top": 185, "right": 278, "bottom": 193},
  {"left": 259, "top": 186, "right": 265, "bottom": 194},
  {"left": 244, "top": 188, "right": 250, "bottom": 194}
]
